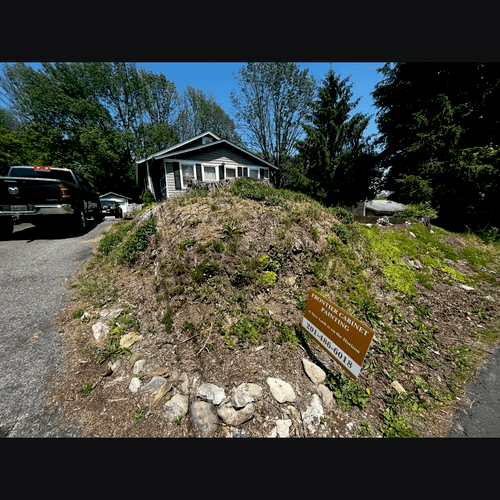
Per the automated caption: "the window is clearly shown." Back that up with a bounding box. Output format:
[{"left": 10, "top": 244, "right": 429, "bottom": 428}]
[
  {"left": 202, "top": 136, "right": 214, "bottom": 145},
  {"left": 160, "top": 172, "right": 166, "bottom": 198},
  {"left": 204, "top": 166, "right": 216, "bottom": 181},
  {"left": 249, "top": 168, "right": 259, "bottom": 179},
  {"left": 181, "top": 164, "right": 195, "bottom": 187},
  {"left": 226, "top": 167, "right": 236, "bottom": 178}
]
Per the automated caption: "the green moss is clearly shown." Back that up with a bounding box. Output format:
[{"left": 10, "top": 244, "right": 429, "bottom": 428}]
[{"left": 383, "top": 265, "right": 417, "bottom": 297}]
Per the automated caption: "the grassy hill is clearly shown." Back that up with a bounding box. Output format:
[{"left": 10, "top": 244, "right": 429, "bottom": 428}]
[{"left": 52, "top": 178, "right": 500, "bottom": 437}]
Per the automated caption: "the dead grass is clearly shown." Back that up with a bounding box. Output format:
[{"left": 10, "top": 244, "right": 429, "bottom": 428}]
[{"left": 49, "top": 181, "right": 500, "bottom": 438}]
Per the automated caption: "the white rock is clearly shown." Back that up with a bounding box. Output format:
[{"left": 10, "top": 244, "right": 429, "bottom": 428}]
[
  {"left": 100, "top": 307, "right": 124, "bottom": 319},
  {"left": 177, "top": 372, "right": 189, "bottom": 395},
  {"left": 232, "top": 388, "right": 254, "bottom": 409},
  {"left": 267, "top": 378, "right": 296, "bottom": 403},
  {"left": 236, "top": 382, "right": 263, "bottom": 400},
  {"left": 163, "top": 394, "right": 189, "bottom": 421},
  {"left": 276, "top": 419, "right": 292, "bottom": 438},
  {"left": 300, "top": 394, "right": 324, "bottom": 435},
  {"left": 190, "top": 401, "right": 219, "bottom": 438},
  {"left": 460, "top": 284, "right": 474, "bottom": 291},
  {"left": 316, "top": 384, "right": 334, "bottom": 407},
  {"left": 197, "top": 383, "right": 226, "bottom": 405},
  {"left": 133, "top": 359, "right": 146, "bottom": 374},
  {"left": 92, "top": 322, "right": 110, "bottom": 342},
  {"left": 129, "top": 377, "right": 141, "bottom": 393},
  {"left": 391, "top": 380, "right": 406, "bottom": 394},
  {"left": 217, "top": 403, "right": 256, "bottom": 426},
  {"left": 302, "top": 358, "right": 326, "bottom": 384}
]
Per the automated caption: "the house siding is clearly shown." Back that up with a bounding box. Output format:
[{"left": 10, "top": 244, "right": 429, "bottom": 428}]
[
  {"left": 169, "top": 146, "right": 264, "bottom": 168},
  {"left": 165, "top": 162, "right": 187, "bottom": 198}
]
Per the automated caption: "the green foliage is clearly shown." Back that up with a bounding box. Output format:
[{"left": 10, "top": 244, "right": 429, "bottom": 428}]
[
  {"left": 140, "top": 189, "right": 155, "bottom": 205},
  {"left": 373, "top": 62, "right": 500, "bottom": 234},
  {"left": 329, "top": 206, "right": 355, "bottom": 225},
  {"left": 396, "top": 202, "right": 438, "bottom": 220},
  {"left": 95, "top": 335, "right": 131, "bottom": 365},
  {"left": 220, "top": 218, "right": 246, "bottom": 239},
  {"left": 117, "top": 217, "right": 158, "bottom": 263},
  {"left": 292, "top": 69, "right": 382, "bottom": 206},
  {"left": 192, "top": 261, "right": 219, "bottom": 284},
  {"left": 78, "top": 382, "right": 93, "bottom": 398},
  {"left": 327, "top": 372, "right": 370, "bottom": 411},
  {"left": 229, "top": 315, "right": 269, "bottom": 346},
  {"left": 72, "top": 309, "right": 85, "bottom": 319},
  {"left": 381, "top": 410, "right": 419, "bottom": 438},
  {"left": 98, "top": 221, "right": 134, "bottom": 255},
  {"left": 231, "top": 62, "right": 316, "bottom": 184},
  {"left": 132, "top": 407, "right": 147, "bottom": 424},
  {"left": 161, "top": 308, "right": 174, "bottom": 333}
]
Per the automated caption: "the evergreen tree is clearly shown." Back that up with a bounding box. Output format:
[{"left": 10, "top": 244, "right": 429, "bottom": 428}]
[
  {"left": 373, "top": 62, "right": 500, "bottom": 233},
  {"left": 292, "top": 70, "right": 380, "bottom": 206}
]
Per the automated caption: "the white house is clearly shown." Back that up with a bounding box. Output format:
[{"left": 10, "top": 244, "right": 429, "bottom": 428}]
[{"left": 135, "top": 131, "right": 278, "bottom": 200}]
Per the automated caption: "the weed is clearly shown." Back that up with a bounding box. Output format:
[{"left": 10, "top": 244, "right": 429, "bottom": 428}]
[
  {"left": 117, "top": 217, "right": 158, "bottom": 263},
  {"left": 259, "top": 271, "right": 277, "bottom": 287},
  {"left": 331, "top": 223, "right": 352, "bottom": 244},
  {"left": 273, "top": 321, "right": 301, "bottom": 348},
  {"left": 221, "top": 219, "right": 246, "bottom": 239},
  {"left": 380, "top": 410, "right": 419, "bottom": 438},
  {"left": 356, "top": 419, "right": 374, "bottom": 437},
  {"left": 175, "top": 415, "right": 183, "bottom": 425},
  {"left": 178, "top": 238, "right": 195, "bottom": 255},
  {"left": 212, "top": 240, "right": 224, "bottom": 253},
  {"left": 309, "top": 225, "right": 320, "bottom": 241},
  {"left": 327, "top": 372, "right": 370, "bottom": 411},
  {"left": 133, "top": 407, "right": 147, "bottom": 424},
  {"left": 192, "top": 261, "right": 219, "bottom": 284},
  {"left": 72, "top": 309, "right": 85, "bottom": 319},
  {"left": 78, "top": 382, "right": 93, "bottom": 398},
  {"left": 189, "top": 219, "right": 201, "bottom": 227},
  {"left": 161, "top": 308, "right": 174, "bottom": 333},
  {"left": 98, "top": 221, "right": 134, "bottom": 255},
  {"left": 95, "top": 336, "right": 131, "bottom": 364}
]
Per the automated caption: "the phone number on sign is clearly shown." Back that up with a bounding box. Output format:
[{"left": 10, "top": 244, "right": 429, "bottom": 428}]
[{"left": 302, "top": 317, "right": 361, "bottom": 378}]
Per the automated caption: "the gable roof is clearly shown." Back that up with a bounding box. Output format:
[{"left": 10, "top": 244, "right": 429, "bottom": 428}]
[
  {"left": 135, "top": 131, "right": 277, "bottom": 170},
  {"left": 135, "top": 131, "right": 221, "bottom": 164},
  {"left": 156, "top": 139, "right": 277, "bottom": 169},
  {"left": 99, "top": 192, "right": 132, "bottom": 200}
]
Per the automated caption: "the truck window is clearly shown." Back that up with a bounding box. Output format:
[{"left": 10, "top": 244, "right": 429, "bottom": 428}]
[{"left": 9, "top": 167, "right": 75, "bottom": 184}]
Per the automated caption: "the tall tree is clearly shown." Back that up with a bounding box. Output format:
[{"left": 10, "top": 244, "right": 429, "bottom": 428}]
[
  {"left": 230, "top": 62, "right": 316, "bottom": 186},
  {"left": 176, "top": 85, "right": 242, "bottom": 144},
  {"left": 290, "top": 70, "right": 381, "bottom": 206},
  {"left": 373, "top": 62, "right": 500, "bottom": 232}
]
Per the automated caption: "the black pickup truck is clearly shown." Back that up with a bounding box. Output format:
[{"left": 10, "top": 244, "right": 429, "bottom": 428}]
[{"left": 0, "top": 166, "right": 103, "bottom": 238}]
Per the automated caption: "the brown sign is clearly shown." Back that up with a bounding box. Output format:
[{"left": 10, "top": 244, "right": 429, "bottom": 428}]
[{"left": 301, "top": 289, "right": 374, "bottom": 379}]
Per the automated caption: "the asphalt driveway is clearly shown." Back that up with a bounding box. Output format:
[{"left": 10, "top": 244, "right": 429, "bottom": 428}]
[{"left": 0, "top": 217, "right": 119, "bottom": 437}]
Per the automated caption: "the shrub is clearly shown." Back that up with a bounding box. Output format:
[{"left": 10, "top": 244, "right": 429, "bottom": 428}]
[
  {"left": 395, "top": 202, "right": 438, "bottom": 220},
  {"left": 329, "top": 206, "right": 355, "bottom": 225},
  {"left": 117, "top": 217, "right": 158, "bottom": 263},
  {"left": 98, "top": 221, "right": 134, "bottom": 255}
]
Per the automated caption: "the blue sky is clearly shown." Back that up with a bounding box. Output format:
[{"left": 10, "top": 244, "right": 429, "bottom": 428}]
[
  {"left": 18, "top": 62, "right": 386, "bottom": 139},
  {"left": 137, "top": 62, "right": 386, "bottom": 139}
]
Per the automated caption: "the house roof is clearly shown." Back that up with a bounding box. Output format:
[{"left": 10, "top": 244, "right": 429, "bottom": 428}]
[
  {"left": 136, "top": 131, "right": 277, "bottom": 170},
  {"left": 365, "top": 199, "right": 405, "bottom": 213},
  {"left": 99, "top": 192, "right": 132, "bottom": 200},
  {"left": 135, "top": 131, "right": 221, "bottom": 164}
]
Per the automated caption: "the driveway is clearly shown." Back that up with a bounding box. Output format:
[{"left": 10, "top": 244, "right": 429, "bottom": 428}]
[{"left": 0, "top": 217, "right": 119, "bottom": 437}]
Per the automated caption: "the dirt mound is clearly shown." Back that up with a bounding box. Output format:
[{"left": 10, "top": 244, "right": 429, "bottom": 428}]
[{"left": 50, "top": 180, "right": 500, "bottom": 437}]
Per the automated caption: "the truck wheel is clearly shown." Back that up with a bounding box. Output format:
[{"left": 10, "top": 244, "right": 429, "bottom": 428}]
[
  {"left": 93, "top": 208, "right": 104, "bottom": 222},
  {"left": 73, "top": 206, "right": 87, "bottom": 232},
  {"left": 0, "top": 217, "right": 14, "bottom": 240}
]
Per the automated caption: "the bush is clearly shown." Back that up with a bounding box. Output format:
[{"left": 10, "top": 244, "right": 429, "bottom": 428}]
[
  {"left": 98, "top": 221, "right": 134, "bottom": 255},
  {"left": 117, "top": 217, "right": 158, "bottom": 263},
  {"left": 395, "top": 202, "right": 438, "bottom": 220},
  {"left": 329, "top": 206, "right": 355, "bottom": 225}
]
